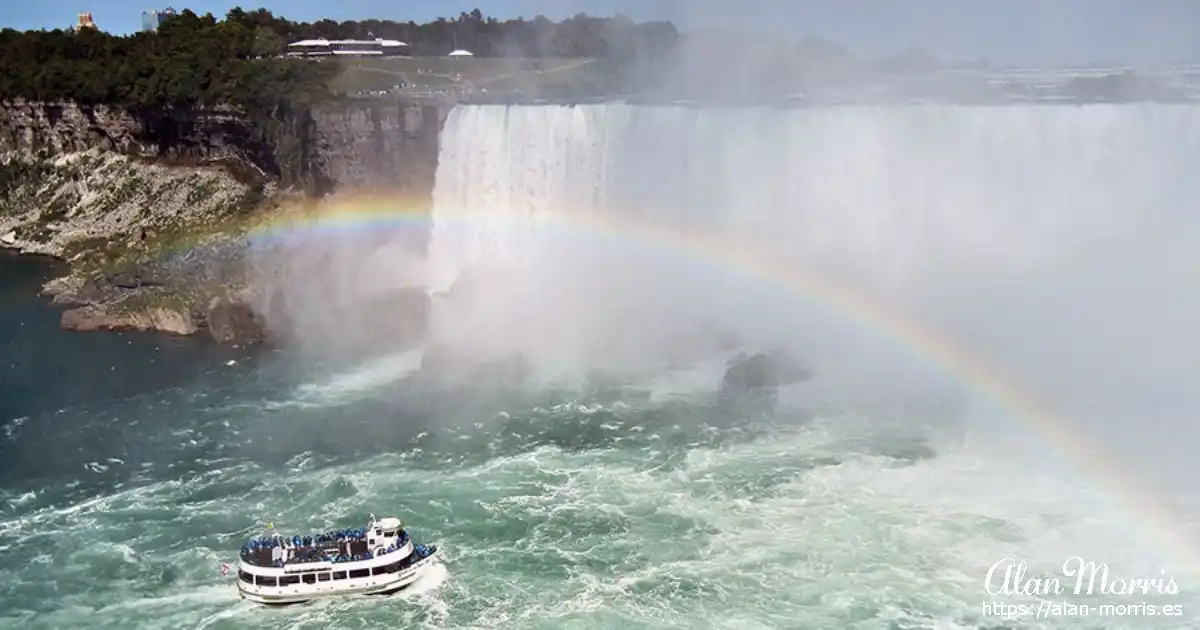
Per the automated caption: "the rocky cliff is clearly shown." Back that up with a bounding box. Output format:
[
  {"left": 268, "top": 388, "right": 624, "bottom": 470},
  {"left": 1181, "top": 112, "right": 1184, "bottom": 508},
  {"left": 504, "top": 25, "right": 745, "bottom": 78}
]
[
  {"left": 0, "top": 99, "right": 449, "bottom": 193},
  {"left": 0, "top": 100, "right": 276, "bottom": 176},
  {"left": 0, "top": 98, "right": 451, "bottom": 344},
  {"left": 310, "top": 100, "right": 446, "bottom": 195}
]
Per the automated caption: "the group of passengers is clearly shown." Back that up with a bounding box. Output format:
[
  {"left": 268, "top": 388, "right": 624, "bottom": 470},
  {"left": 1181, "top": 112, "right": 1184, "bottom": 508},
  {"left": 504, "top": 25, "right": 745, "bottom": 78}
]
[{"left": 239, "top": 527, "right": 410, "bottom": 567}]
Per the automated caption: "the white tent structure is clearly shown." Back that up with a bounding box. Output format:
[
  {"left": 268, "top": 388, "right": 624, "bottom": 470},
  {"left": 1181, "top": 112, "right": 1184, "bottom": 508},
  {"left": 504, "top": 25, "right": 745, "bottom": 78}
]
[
  {"left": 448, "top": 49, "right": 474, "bottom": 57},
  {"left": 286, "top": 38, "right": 409, "bottom": 57}
]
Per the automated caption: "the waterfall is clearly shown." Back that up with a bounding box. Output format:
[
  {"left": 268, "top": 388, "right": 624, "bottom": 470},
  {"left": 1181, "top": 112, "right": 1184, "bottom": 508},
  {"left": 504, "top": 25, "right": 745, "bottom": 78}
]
[
  {"left": 424, "top": 103, "right": 1200, "bottom": 388},
  {"left": 431, "top": 104, "right": 1199, "bottom": 289}
]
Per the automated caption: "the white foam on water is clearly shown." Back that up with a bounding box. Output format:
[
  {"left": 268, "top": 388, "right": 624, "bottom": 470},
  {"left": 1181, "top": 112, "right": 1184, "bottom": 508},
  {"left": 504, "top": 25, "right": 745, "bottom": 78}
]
[
  {"left": 4, "top": 413, "right": 1198, "bottom": 629},
  {"left": 293, "top": 350, "right": 424, "bottom": 401}
]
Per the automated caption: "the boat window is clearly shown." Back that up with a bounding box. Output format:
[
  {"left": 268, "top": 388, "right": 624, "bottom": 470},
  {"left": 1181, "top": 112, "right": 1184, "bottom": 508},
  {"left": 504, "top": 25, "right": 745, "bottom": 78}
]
[
  {"left": 318, "top": 572, "right": 331, "bottom": 582},
  {"left": 279, "top": 575, "right": 300, "bottom": 586},
  {"left": 332, "top": 571, "right": 348, "bottom": 580},
  {"left": 237, "top": 570, "right": 254, "bottom": 584},
  {"left": 349, "top": 568, "right": 370, "bottom": 579},
  {"left": 302, "top": 573, "right": 316, "bottom": 584},
  {"left": 256, "top": 576, "right": 278, "bottom": 587}
]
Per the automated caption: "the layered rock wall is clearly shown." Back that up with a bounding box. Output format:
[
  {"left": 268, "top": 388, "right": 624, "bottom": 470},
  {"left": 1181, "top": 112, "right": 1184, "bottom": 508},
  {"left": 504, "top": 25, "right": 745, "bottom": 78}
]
[
  {"left": 0, "top": 98, "right": 452, "bottom": 344},
  {"left": 0, "top": 99, "right": 450, "bottom": 194},
  {"left": 310, "top": 100, "right": 448, "bottom": 194},
  {"left": 0, "top": 100, "right": 276, "bottom": 176}
]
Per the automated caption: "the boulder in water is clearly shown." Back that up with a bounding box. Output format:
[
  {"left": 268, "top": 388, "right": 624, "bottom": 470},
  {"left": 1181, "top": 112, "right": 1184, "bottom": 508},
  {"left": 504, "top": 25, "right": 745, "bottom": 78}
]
[
  {"left": 720, "top": 350, "right": 811, "bottom": 392},
  {"left": 60, "top": 302, "right": 198, "bottom": 335},
  {"left": 206, "top": 295, "right": 266, "bottom": 344}
]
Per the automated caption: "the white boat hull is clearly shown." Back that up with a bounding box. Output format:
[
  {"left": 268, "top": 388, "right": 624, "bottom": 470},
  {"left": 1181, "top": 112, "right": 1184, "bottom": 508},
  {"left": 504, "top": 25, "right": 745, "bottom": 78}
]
[{"left": 236, "top": 554, "right": 438, "bottom": 605}]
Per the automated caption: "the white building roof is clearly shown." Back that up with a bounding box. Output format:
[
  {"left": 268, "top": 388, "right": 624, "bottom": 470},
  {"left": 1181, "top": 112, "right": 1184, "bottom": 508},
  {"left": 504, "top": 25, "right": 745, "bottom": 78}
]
[{"left": 288, "top": 38, "right": 409, "bottom": 47}]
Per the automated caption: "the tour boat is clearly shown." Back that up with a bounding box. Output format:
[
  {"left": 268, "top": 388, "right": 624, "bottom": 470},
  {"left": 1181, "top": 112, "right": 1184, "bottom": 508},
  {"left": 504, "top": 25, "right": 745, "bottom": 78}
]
[{"left": 232, "top": 515, "right": 439, "bottom": 605}]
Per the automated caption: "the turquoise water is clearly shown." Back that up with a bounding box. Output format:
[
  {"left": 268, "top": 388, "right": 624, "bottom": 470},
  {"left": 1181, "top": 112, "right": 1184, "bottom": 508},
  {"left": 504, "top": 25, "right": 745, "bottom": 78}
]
[{"left": 3, "top": 252, "right": 1197, "bottom": 630}]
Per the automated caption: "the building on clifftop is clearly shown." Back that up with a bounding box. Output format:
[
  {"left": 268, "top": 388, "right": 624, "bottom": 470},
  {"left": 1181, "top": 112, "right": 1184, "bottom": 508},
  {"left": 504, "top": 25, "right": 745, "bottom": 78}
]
[
  {"left": 141, "top": 7, "right": 176, "bottom": 32},
  {"left": 75, "top": 12, "right": 98, "bottom": 31}
]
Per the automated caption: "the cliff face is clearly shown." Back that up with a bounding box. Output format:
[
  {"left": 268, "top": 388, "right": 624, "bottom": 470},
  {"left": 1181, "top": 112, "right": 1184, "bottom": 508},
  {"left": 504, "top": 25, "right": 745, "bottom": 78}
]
[
  {"left": 0, "top": 98, "right": 452, "bottom": 344},
  {"left": 310, "top": 101, "right": 448, "bottom": 195},
  {"left": 0, "top": 100, "right": 277, "bottom": 177},
  {"left": 0, "top": 99, "right": 450, "bottom": 194}
]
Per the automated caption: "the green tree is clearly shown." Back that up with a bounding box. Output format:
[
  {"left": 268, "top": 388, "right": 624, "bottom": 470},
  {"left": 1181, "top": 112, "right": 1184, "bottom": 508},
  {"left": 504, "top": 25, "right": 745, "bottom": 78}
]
[{"left": 251, "top": 27, "right": 284, "bottom": 58}]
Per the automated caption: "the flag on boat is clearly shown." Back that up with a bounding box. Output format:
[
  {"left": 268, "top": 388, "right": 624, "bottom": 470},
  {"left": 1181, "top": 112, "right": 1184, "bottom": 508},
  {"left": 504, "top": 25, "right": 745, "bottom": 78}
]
[{"left": 221, "top": 562, "right": 230, "bottom": 576}]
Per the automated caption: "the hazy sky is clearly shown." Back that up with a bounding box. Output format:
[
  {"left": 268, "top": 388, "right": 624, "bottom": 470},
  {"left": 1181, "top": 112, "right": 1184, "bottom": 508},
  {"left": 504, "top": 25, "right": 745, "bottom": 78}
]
[{"left": 3, "top": 0, "right": 1198, "bottom": 66}]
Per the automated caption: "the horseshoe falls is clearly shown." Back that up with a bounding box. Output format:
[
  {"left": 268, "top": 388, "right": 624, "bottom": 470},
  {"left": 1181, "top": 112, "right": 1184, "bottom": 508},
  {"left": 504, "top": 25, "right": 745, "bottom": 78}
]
[
  {"left": 4, "top": 103, "right": 1200, "bottom": 630},
  {"left": 426, "top": 104, "right": 1200, "bottom": 398}
]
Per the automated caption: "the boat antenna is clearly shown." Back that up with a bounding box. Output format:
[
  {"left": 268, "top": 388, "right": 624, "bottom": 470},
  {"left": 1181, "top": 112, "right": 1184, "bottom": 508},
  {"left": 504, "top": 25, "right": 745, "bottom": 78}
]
[{"left": 369, "top": 513, "right": 377, "bottom": 525}]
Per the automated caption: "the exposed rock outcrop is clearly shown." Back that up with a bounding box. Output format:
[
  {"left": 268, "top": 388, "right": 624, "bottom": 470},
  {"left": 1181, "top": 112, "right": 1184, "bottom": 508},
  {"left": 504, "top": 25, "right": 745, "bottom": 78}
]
[
  {"left": 0, "top": 98, "right": 451, "bottom": 345},
  {"left": 46, "top": 272, "right": 267, "bottom": 342},
  {"left": 721, "top": 350, "right": 812, "bottom": 392},
  {"left": 0, "top": 148, "right": 264, "bottom": 341},
  {"left": 0, "top": 150, "right": 261, "bottom": 259},
  {"left": 61, "top": 302, "right": 198, "bottom": 335},
  {"left": 206, "top": 295, "right": 267, "bottom": 344}
]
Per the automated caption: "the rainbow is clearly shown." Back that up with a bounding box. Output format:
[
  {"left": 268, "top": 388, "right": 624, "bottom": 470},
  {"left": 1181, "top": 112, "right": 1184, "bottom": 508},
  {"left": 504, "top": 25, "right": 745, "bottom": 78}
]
[{"left": 241, "top": 193, "right": 1199, "bottom": 578}]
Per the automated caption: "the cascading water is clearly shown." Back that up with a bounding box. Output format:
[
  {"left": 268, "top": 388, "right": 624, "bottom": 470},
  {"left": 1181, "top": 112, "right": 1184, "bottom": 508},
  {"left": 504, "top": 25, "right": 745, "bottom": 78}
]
[
  {"left": 430, "top": 104, "right": 1195, "bottom": 280},
  {"left": 425, "top": 103, "right": 1200, "bottom": 392}
]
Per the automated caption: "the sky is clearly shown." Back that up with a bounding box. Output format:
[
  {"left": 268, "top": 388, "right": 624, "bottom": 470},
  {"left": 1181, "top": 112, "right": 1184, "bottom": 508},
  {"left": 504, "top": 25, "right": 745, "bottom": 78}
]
[{"left": 2, "top": 0, "right": 1198, "bottom": 66}]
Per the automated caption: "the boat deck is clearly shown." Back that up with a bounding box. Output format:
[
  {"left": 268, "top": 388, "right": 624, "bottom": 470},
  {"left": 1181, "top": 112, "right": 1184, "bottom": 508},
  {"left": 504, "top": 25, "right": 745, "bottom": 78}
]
[{"left": 241, "top": 529, "right": 408, "bottom": 568}]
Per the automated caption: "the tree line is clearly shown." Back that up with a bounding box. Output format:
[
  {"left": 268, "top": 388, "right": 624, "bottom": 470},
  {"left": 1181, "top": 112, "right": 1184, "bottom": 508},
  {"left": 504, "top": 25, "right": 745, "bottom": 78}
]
[
  {"left": 225, "top": 8, "right": 678, "bottom": 58},
  {"left": 0, "top": 8, "right": 680, "bottom": 109}
]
